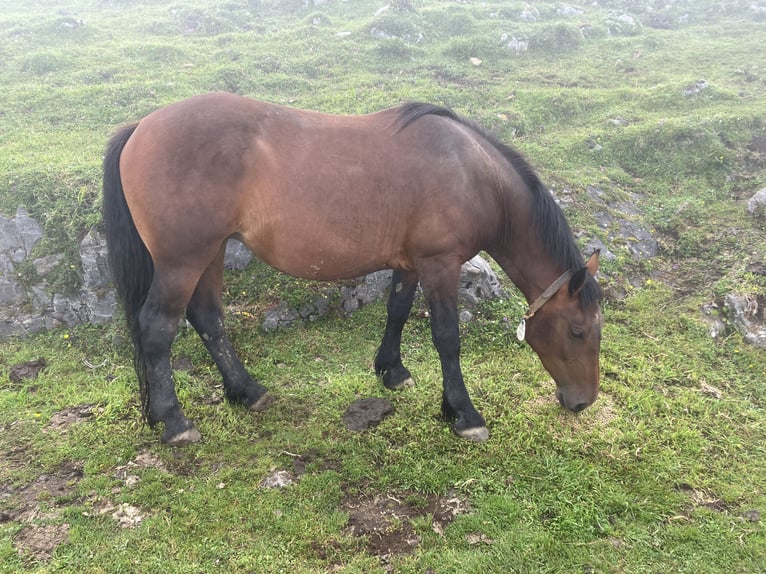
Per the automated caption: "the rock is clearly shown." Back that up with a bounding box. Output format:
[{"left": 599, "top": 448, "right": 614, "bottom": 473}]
[
  {"left": 557, "top": 5, "right": 584, "bottom": 17},
  {"left": 0, "top": 205, "right": 504, "bottom": 338},
  {"left": 746, "top": 188, "right": 766, "bottom": 216},
  {"left": 79, "top": 230, "right": 110, "bottom": 289},
  {"left": 224, "top": 238, "right": 252, "bottom": 269},
  {"left": 700, "top": 302, "right": 727, "bottom": 339},
  {"left": 583, "top": 237, "right": 617, "bottom": 262},
  {"left": 618, "top": 220, "right": 659, "bottom": 260},
  {"left": 502, "top": 34, "right": 529, "bottom": 55},
  {"left": 724, "top": 294, "right": 766, "bottom": 347},
  {"left": 262, "top": 255, "right": 504, "bottom": 331},
  {"left": 259, "top": 470, "right": 296, "bottom": 489},
  {"left": 340, "top": 270, "right": 393, "bottom": 313},
  {"left": 586, "top": 186, "right": 658, "bottom": 261},
  {"left": 0, "top": 212, "right": 119, "bottom": 338},
  {"left": 683, "top": 79, "right": 709, "bottom": 97},
  {"left": 608, "top": 13, "right": 639, "bottom": 35},
  {"left": 0, "top": 207, "right": 43, "bottom": 264},
  {"left": 519, "top": 7, "right": 539, "bottom": 23},
  {"left": 262, "top": 301, "right": 301, "bottom": 332},
  {"left": 342, "top": 397, "right": 394, "bottom": 432},
  {"left": 458, "top": 255, "right": 505, "bottom": 306}
]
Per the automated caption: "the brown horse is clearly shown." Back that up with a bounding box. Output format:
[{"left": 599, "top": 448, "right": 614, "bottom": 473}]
[{"left": 103, "top": 93, "right": 602, "bottom": 445}]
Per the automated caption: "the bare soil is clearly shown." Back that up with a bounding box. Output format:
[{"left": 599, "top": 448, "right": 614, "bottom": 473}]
[{"left": 340, "top": 490, "right": 469, "bottom": 557}]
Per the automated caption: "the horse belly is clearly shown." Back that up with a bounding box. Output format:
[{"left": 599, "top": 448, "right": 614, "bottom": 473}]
[{"left": 242, "top": 215, "right": 407, "bottom": 281}]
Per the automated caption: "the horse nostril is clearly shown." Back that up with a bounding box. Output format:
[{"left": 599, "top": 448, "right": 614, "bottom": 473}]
[{"left": 572, "top": 401, "right": 589, "bottom": 413}]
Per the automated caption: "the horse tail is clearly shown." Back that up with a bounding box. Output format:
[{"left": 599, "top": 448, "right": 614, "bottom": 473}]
[{"left": 102, "top": 123, "right": 152, "bottom": 422}]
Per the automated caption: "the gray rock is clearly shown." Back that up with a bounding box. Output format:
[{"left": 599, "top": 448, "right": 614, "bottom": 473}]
[
  {"left": 80, "top": 230, "right": 110, "bottom": 289},
  {"left": 608, "top": 13, "right": 639, "bottom": 35},
  {"left": 502, "top": 34, "right": 530, "bottom": 55},
  {"left": 261, "top": 255, "right": 504, "bottom": 332},
  {"left": 340, "top": 270, "right": 393, "bottom": 313},
  {"left": 259, "top": 470, "right": 296, "bottom": 489},
  {"left": 33, "top": 254, "right": 64, "bottom": 276},
  {"left": 587, "top": 186, "right": 658, "bottom": 261},
  {"left": 747, "top": 188, "right": 766, "bottom": 216},
  {"left": 618, "top": 220, "right": 659, "bottom": 260},
  {"left": 557, "top": 5, "right": 584, "bottom": 17},
  {"left": 725, "top": 294, "right": 766, "bottom": 347},
  {"left": 700, "top": 302, "right": 727, "bottom": 340},
  {"left": 0, "top": 207, "right": 43, "bottom": 264},
  {"left": 519, "top": 7, "right": 539, "bottom": 23},
  {"left": 683, "top": 79, "right": 709, "bottom": 97},
  {"left": 458, "top": 255, "right": 505, "bottom": 306},
  {"left": 224, "top": 238, "right": 253, "bottom": 270},
  {"left": 262, "top": 301, "right": 301, "bottom": 332},
  {"left": 0, "top": 211, "right": 119, "bottom": 338}
]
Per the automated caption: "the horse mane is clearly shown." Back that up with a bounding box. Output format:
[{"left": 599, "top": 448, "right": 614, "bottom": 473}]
[{"left": 395, "top": 102, "right": 603, "bottom": 309}]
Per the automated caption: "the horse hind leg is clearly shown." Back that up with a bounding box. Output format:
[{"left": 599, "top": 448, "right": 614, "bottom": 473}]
[
  {"left": 374, "top": 269, "right": 419, "bottom": 390},
  {"left": 138, "top": 269, "right": 202, "bottom": 445},
  {"left": 186, "top": 247, "right": 270, "bottom": 411}
]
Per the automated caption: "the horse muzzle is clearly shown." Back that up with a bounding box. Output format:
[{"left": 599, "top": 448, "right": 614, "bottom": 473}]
[{"left": 556, "top": 388, "right": 598, "bottom": 413}]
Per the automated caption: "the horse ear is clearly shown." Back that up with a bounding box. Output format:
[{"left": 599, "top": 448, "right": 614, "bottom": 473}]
[
  {"left": 586, "top": 249, "right": 600, "bottom": 276},
  {"left": 568, "top": 250, "right": 601, "bottom": 297}
]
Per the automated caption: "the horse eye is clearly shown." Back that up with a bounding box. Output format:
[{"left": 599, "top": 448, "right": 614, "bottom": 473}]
[{"left": 570, "top": 326, "right": 585, "bottom": 339}]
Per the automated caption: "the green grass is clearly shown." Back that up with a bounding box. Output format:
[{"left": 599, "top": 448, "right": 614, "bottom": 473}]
[{"left": 1, "top": 0, "right": 765, "bottom": 572}]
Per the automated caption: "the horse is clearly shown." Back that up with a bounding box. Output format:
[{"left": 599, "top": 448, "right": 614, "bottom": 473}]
[{"left": 102, "top": 93, "right": 603, "bottom": 445}]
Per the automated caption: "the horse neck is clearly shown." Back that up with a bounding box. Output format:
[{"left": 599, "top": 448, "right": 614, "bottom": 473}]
[{"left": 487, "top": 195, "right": 568, "bottom": 305}]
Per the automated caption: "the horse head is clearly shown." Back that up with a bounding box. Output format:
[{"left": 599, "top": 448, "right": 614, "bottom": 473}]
[{"left": 522, "top": 251, "right": 602, "bottom": 412}]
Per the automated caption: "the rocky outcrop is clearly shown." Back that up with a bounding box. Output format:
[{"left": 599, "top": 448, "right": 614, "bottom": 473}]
[
  {"left": 0, "top": 213, "right": 254, "bottom": 339},
  {"left": 0, "top": 209, "right": 117, "bottom": 338}
]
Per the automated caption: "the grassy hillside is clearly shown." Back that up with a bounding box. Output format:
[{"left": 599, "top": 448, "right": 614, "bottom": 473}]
[{"left": 1, "top": 1, "right": 765, "bottom": 572}]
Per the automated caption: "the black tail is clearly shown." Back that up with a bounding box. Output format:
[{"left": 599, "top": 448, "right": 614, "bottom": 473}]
[{"left": 102, "top": 123, "right": 153, "bottom": 422}]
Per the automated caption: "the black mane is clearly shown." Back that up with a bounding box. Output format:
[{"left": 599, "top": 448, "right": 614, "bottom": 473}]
[{"left": 396, "top": 102, "right": 602, "bottom": 308}]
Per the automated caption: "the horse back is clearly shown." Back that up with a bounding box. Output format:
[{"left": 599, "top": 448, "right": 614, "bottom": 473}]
[{"left": 118, "top": 93, "right": 506, "bottom": 280}]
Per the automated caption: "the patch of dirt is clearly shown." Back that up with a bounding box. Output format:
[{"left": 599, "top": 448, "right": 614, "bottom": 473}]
[
  {"left": 2, "top": 460, "right": 83, "bottom": 523},
  {"left": 341, "top": 491, "right": 469, "bottom": 557},
  {"left": 525, "top": 388, "right": 618, "bottom": 430},
  {"left": 674, "top": 484, "right": 733, "bottom": 514},
  {"left": 342, "top": 398, "right": 394, "bottom": 432},
  {"left": 9, "top": 358, "right": 47, "bottom": 385},
  {"left": 13, "top": 523, "right": 70, "bottom": 561},
  {"left": 114, "top": 450, "right": 166, "bottom": 487},
  {"left": 44, "top": 404, "right": 100, "bottom": 433},
  {"left": 2, "top": 460, "right": 83, "bottom": 562}
]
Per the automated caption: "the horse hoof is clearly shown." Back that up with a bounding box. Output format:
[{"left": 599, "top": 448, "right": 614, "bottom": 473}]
[
  {"left": 163, "top": 426, "right": 202, "bottom": 446},
  {"left": 249, "top": 393, "right": 274, "bottom": 412},
  {"left": 389, "top": 376, "right": 415, "bottom": 390},
  {"left": 456, "top": 426, "right": 490, "bottom": 443}
]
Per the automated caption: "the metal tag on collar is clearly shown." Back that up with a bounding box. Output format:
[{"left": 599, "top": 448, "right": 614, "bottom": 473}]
[{"left": 516, "top": 318, "right": 526, "bottom": 341}]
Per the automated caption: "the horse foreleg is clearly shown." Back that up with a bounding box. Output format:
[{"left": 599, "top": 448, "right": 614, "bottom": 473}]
[
  {"left": 420, "top": 261, "right": 489, "bottom": 442},
  {"left": 374, "top": 269, "right": 419, "bottom": 390},
  {"left": 186, "top": 255, "right": 270, "bottom": 411}
]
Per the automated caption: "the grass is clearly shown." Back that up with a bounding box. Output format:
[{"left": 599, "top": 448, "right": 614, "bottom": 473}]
[{"left": 1, "top": 0, "right": 765, "bottom": 572}]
